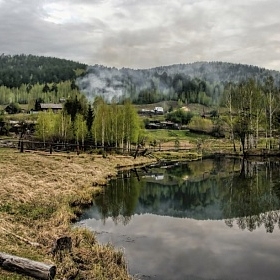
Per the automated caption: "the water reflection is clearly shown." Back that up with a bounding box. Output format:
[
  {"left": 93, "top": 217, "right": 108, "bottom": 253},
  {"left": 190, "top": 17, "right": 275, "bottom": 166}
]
[
  {"left": 87, "top": 158, "right": 280, "bottom": 233},
  {"left": 78, "top": 158, "right": 280, "bottom": 280}
]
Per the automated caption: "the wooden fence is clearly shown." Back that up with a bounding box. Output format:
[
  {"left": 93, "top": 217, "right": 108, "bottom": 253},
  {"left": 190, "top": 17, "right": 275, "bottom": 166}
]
[{"left": 0, "top": 138, "right": 193, "bottom": 157}]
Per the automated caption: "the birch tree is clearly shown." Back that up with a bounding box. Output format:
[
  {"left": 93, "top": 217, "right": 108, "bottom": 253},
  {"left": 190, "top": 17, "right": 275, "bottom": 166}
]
[
  {"left": 122, "top": 100, "right": 141, "bottom": 151},
  {"left": 264, "top": 76, "right": 278, "bottom": 149},
  {"left": 74, "top": 113, "right": 87, "bottom": 148},
  {"left": 54, "top": 111, "right": 72, "bottom": 144},
  {"left": 92, "top": 97, "right": 108, "bottom": 147},
  {"left": 222, "top": 82, "right": 236, "bottom": 152},
  {"left": 36, "top": 111, "right": 56, "bottom": 146}
]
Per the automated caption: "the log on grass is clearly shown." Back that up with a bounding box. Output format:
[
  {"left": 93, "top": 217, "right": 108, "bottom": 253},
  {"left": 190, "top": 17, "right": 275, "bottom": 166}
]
[{"left": 0, "top": 252, "right": 56, "bottom": 280}]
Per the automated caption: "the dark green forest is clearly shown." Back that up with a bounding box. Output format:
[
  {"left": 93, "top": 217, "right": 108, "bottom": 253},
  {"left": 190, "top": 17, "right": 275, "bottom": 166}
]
[
  {"left": 0, "top": 54, "right": 87, "bottom": 105},
  {"left": 0, "top": 54, "right": 87, "bottom": 88}
]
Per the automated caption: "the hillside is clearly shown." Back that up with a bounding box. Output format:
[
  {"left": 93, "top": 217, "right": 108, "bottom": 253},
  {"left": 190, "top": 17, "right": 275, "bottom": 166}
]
[
  {"left": 1, "top": 55, "right": 280, "bottom": 107},
  {"left": 77, "top": 62, "right": 280, "bottom": 105},
  {"left": 0, "top": 54, "right": 87, "bottom": 87}
]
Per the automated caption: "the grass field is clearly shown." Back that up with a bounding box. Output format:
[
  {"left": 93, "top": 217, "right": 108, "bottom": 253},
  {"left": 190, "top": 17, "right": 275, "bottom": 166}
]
[{"left": 0, "top": 148, "right": 156, "bottom": 279}]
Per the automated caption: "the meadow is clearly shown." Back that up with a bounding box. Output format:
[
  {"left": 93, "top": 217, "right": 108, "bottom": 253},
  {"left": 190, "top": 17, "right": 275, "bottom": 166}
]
[{"left": 0, "top": 148, "right": 156, "bottom": 279}]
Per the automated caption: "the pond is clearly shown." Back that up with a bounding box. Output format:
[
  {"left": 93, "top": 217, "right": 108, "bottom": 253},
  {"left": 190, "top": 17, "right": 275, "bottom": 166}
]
[{"left": 76, "top": 157, "right": 280, "bottom": 280}]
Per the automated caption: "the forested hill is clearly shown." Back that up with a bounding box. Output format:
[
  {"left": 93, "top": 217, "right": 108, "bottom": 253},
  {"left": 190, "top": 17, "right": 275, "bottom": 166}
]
[
  {"left": 77, "top": 62, "right": 280, "bottom": 105},
  {"left": 1, "top": 54, "right": 280, "bottom": 107},
  {"left": 0, "top": 54, "right": 87, "bottom": 87}
]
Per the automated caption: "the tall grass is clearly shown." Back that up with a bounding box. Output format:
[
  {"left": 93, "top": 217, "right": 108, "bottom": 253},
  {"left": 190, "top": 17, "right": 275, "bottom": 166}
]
[{"left": 0, "top": 148, "right": 155, "bottom": 279}]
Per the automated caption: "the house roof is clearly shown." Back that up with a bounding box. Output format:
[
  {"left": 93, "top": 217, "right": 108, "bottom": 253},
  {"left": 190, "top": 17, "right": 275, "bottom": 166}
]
[
  {"left": 40, "top": 103, "right": 63, "bottom": 110},
  {"left": 154, "top": 107, "right": 164, "bottom": 111}
]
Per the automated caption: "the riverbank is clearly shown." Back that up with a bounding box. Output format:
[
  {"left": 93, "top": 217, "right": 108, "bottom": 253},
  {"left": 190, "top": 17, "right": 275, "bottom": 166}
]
[
  {"left": 1, "top": 142, "right": 277, "bottom": 279},
  {"left": 0, "top": 148, "right": 158, "bottom": 279}
]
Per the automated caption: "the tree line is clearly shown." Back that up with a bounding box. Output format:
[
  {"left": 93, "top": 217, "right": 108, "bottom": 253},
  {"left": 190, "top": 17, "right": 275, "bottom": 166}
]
[
  {"left": 0, "top": 80, "right": 82, "bottom": 108},
  {"left": 221, "top": 76, "right": 280, "bottom": 153},
  {"left": 2, "top": 54, "right": 280, "bottom": 155},
  {"left": 35, "top": 97, "right": 141, "bottom": 151}
]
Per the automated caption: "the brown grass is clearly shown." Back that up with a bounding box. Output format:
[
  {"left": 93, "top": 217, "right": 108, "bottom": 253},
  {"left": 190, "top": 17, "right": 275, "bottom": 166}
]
[{"left": 0, "top": 148, "right": 156, "bottom": 279}]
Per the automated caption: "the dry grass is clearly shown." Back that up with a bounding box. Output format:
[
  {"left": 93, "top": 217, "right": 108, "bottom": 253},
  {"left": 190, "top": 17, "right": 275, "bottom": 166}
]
[{"left": 0, "top": 148, "right": 156, "bottom": 279}]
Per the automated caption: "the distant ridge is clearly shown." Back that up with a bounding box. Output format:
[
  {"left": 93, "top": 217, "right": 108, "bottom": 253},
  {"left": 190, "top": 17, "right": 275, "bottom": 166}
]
[
  {"left": 1, "top": 54, "right": 279, "bottom": 106},
  {"left": 78, "top": 61, "right": 280, "bottom": 103}
]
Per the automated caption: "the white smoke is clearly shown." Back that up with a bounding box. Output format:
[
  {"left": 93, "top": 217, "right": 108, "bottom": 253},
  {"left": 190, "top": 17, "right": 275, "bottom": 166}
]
[{"left": 77, "top": 66, "right": 132, "bottom": 102}]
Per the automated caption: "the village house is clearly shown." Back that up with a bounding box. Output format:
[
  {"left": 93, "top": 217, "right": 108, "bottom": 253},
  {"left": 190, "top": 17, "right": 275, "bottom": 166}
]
[
  {"left": 39, "top": 103, "right": 63, "bottom": 113},
  {"left": 138, "top": 106, "right": 164, "bottom": 116},
  {"left": 154, "top": 106, "right": 164, "bottom": 115}
]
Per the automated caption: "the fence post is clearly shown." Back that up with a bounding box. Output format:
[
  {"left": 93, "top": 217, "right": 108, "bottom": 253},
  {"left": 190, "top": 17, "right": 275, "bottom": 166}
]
[{"left": 20, "top": 140, "right": 24, "bottom": 153}]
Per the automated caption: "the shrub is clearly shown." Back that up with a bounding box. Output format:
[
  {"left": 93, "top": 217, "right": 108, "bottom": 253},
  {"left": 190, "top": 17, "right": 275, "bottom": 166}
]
[
  {"left": 188, "top": 116, "right": 213, "bottom": 133},
  {"left": 166, "top": 109, "right": 193, "bottom": 125}
]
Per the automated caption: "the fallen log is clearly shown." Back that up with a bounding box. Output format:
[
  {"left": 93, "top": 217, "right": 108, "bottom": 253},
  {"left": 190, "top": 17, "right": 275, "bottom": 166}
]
[{"left": 0, "top": 252, "right": 56, "bottom": 280}]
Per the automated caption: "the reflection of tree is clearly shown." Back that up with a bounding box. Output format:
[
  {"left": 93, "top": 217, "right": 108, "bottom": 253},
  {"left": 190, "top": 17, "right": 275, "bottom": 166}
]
[
  {"left": 94, "top": 158, "right": 280, "bottom": 230},
  {"left": 223, "top": 159, "right": 280, "bottom": 232},
  {"left": 94, "top": 174, "right": 144, "bottom": 225}
]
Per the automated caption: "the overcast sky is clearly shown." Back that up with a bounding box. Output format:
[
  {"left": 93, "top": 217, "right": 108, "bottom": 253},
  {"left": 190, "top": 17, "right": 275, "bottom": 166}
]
[{"left": 1, "top": 0, "right": 280, "bottom": 71}]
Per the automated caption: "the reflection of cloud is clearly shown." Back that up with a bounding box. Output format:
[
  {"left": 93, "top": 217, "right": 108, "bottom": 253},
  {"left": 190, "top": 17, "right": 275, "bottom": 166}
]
[{"left": 78, "top": 214, "right": 280, "bottom": 280}]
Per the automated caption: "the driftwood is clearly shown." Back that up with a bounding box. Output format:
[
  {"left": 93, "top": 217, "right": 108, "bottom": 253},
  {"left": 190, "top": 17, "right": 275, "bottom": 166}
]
[{"left": 0, "top": 252, "right": 56, "bottom": 280}]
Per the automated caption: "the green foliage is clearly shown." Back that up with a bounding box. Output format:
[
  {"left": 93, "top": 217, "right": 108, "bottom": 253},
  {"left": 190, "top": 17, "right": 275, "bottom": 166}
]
[
  {"left": 0, "top": 203, "right": 13, "bottom": 213},
  {"left": 34, "top": 96, "right": 141, "bottom": 150},
  {"left": 5, "top": 102, "right": 21, "bottom": 114},
  {"left": 0, "top": 202, "right": 56, "bottom": 220},
  {"left": 91, "top": 98, "right": 141, "bottom": 149},
  {"left": 211, "top": 118, "right": 226, "bottom": 138},
  {"left": 64, "top": 96, "right": 84, "bottom": 121},
  {"left": 35, "top": 112, "right": 53, "bottom": 144},
  {"left": 74, "top": 114, "right": 87, "bottom": 145},
  {"left": 0, "top": 81, "right": 85, "bottom": 107},
  {"left": 34, "top": 97, "right": 44, "bottom": 111},
  {"left": 166, "top": 109, "right": 193, "bottom": 124},
  {"left": 210, "top": 109, "right": 219, "bottom": 118},
  {"left": 188, "top": 116, "right": 213, "bottom": 133},
  {"left": 0, "top": 54, "right": 87, "bottom": 88},
  {"left": 54, "top": 111, "right": 73, "bottom": 142},
  {"left": 16, "top": 203, "right": 56, "bottom": 220}
]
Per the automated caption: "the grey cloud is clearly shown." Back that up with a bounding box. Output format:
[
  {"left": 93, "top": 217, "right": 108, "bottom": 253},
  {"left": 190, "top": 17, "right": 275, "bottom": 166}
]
[{"left": 0, "top": 0, "right": 279, "bottom": 70}]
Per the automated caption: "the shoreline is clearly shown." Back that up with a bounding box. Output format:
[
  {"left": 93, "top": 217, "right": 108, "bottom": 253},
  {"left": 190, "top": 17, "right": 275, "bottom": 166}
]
[
  {"left": 0, "top": 148, "right": 157, "bottom": 279},
  {"left": 1, "top": 146, "right": 278, "bottom": 279}
]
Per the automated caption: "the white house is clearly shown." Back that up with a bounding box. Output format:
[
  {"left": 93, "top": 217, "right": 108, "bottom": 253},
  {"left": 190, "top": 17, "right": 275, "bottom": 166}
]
[{"left": 154, "top": 107, "right": 164, "bottom": 114}]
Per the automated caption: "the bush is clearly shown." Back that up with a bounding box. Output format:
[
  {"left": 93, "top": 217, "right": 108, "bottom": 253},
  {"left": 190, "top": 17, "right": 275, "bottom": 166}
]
[
  {"left": 166, "top": 109, "right": 193, "bottom": 125},
  {"left": 188, "top": 116, "right": 213, "bottom": 133},
  {"left": 5, "top": 102, "right": 21, "bottom": 114}
]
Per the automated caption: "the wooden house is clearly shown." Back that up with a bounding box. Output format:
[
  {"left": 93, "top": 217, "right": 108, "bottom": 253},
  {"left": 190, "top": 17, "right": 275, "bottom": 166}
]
[{"left": 39, "top": 103, "right": 63, "bottom": 113}]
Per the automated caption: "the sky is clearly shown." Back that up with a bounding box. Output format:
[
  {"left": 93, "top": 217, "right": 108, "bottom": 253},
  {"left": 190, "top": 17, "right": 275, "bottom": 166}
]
[{"left": 0, "top": 0, "right": 280, "bottom": 71}]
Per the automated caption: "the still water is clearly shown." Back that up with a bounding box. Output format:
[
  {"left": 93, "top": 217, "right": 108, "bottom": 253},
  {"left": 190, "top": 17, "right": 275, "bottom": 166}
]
[{"left": 76, "top": 157, "right": 280, "bottom": 280}]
